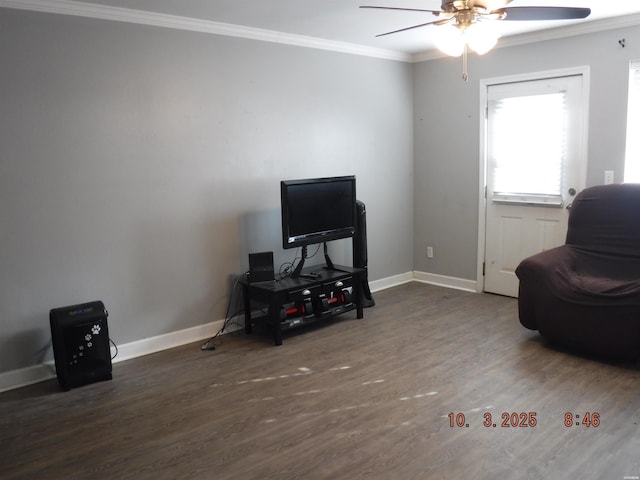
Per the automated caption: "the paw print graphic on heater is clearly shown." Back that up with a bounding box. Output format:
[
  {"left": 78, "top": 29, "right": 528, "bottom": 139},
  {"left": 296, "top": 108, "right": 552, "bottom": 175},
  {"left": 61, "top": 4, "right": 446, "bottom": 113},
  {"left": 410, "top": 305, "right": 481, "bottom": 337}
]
[{"left": 92, "top": 324, "right": 101, "bottom": 335}]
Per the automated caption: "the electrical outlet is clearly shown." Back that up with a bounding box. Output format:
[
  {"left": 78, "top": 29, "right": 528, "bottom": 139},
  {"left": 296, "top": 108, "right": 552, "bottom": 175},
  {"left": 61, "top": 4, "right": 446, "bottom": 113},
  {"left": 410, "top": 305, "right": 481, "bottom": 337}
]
[
  {"left": 604, "top": 170, "right": 614, "bottom": 185},
  {"left": 427, "top": 246, "right": 434, "bottom": 259}
]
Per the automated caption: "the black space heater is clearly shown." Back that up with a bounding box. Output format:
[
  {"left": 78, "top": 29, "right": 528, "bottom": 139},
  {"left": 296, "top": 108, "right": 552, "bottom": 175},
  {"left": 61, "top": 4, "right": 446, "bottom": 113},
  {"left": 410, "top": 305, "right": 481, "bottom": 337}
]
[{"left": 50, "top": 300, "right": 113, "bottom": 391}]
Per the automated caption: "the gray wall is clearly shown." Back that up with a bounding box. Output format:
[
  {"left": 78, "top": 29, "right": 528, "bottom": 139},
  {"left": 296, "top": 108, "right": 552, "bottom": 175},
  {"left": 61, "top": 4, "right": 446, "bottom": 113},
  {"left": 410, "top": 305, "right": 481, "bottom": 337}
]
[
  {"left": 413, "top": 25, "right": 640, "bottom": 280},
  {"left": 3, "top": 6, "right": 639, "bottom": 378},
  {"left": 0, "top": 9, "right": 414, "bottom": 374}
]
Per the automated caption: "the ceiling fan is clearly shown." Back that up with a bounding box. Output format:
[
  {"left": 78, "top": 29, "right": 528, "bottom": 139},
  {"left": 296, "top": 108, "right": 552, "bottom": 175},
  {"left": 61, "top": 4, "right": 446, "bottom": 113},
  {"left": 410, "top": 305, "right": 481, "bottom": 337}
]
[{"left": 360, "top": 1, "right": 591, "bottom": 79}]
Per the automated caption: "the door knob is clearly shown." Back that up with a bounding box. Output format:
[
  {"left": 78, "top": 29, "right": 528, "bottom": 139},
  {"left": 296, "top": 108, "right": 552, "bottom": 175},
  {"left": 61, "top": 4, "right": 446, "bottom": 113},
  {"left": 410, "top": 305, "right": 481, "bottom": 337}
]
[
  {"left": 566, "top": 203, "right": 572, "bottom": 210},
  {"left": 568, "top": 188, "right": 577, "bottom": 196}
]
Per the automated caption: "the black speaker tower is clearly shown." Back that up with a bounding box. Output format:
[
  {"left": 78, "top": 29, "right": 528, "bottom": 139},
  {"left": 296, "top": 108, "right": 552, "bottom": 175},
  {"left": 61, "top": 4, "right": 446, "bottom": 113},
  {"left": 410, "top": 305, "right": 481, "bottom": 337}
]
[
  {"left": 354, "top": 200, "right": 375, "bottom": 307},
  {"left": 50, "top": 300, "right": 113, "bottom": 391}
]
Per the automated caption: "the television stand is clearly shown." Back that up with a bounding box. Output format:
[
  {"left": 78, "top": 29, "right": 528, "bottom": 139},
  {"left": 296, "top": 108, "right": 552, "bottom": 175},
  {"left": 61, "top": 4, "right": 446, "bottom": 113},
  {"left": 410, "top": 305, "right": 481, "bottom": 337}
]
[{"left": 240, "top": 264, "right": 365, "bottom": 346}]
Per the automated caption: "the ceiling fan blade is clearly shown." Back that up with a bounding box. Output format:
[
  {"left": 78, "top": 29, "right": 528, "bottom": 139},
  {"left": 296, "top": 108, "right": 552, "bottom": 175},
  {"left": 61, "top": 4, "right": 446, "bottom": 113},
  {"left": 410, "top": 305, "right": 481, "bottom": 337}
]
[
  {"left": 360, "top": 6, "right": 442, "bottom": 14},
  {"left": 497, "top": 6, "right": 591, "bottom": 21},
  {"left": 375, "top": 19, "right": 446, "bottom": 37}
]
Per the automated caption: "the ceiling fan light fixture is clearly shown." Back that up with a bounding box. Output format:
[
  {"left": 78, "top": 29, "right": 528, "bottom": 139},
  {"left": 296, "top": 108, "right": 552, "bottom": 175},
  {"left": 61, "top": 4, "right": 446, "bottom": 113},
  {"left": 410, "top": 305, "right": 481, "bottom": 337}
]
[
  {"left": 465, "top": 21, "right": 501, "bottom": 55},
  {"left": 434, "top": 23, "right": 465, "bottom": 57},
  {"left": 434, "top": 20, "right": 500, "bottom": 57}
]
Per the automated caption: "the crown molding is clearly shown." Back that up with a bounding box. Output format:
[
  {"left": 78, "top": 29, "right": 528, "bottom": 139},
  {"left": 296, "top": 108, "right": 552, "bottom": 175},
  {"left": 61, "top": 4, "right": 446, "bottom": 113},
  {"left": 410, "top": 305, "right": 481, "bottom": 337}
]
[
  {"left": 0, "top": 0, "right": 412, "bottom": 63},
  {"left": 2, "top": 1, "right": 638, "bottom": 66},
  {"left": 412, "top": 13, "right": 640, "bottom": 63}
]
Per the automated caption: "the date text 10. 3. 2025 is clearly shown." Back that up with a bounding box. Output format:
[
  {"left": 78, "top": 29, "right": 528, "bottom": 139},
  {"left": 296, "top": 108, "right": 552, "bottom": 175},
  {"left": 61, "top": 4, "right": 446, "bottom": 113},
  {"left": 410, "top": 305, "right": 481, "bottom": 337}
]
[{"left": 447, "top": 411, "right": 601, "bottom": 428}]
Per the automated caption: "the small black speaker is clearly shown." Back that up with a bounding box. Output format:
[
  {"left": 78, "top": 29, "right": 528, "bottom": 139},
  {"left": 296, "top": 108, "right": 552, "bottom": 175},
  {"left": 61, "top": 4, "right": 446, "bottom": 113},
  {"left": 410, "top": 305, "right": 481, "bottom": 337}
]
[
  {"left": 249, "top": 251, "right": 275, "bottom": 283},
  {"left": 50, "top": 301, "right": 112, "bottom": 391}
]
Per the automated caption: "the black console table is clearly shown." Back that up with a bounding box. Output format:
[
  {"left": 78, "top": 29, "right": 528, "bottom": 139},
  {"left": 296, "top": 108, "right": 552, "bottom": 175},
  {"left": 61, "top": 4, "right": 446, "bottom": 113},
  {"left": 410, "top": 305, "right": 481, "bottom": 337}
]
[{"left": 240, "top": 265, "right": 364, "bottom": 346}]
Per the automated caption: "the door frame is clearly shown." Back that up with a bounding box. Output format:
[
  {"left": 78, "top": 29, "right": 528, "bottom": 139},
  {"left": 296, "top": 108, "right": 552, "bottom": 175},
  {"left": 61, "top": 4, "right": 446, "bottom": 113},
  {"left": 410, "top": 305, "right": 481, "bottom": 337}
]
[{"left": 476, "top": 66, "right": 590, "bottom": 293}]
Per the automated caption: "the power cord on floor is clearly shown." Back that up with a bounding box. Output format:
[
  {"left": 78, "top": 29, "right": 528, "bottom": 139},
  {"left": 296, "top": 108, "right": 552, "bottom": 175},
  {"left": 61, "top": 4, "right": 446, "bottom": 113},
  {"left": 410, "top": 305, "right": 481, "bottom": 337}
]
[
  {"left": 110, "top": 338, "right": 119, "bottom": 360},
  {"left": 201, "top": 275, "right": 245, "bottom": 351}
]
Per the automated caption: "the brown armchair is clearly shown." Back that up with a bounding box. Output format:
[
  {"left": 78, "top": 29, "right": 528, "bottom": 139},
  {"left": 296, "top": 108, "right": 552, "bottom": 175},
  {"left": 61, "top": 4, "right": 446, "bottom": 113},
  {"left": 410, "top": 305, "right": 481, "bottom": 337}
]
[{"left": 515, "top": 184, "right": 640, "bottom": 359}]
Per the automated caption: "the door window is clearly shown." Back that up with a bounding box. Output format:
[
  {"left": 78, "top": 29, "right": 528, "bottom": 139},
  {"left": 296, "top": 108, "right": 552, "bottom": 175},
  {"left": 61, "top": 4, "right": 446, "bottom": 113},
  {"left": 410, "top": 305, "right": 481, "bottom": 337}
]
[
  {"left": 488, "top": 77, "right": 579, "bottom": 207},
  {"left": 624, "top": 60, "right": 640, "bottom": 182}
]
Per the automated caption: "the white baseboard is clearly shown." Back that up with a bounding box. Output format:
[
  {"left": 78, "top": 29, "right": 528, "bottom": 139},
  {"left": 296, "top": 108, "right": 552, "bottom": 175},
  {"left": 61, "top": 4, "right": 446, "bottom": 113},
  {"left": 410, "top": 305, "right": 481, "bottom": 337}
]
[
  {"left": 0, "top": 363, "right": 58, "bottom": 393},
  {"left": 0, "top": 318, "right": 227, "bottom": 393},
  {"left": 112, "top": 318, "right": 227, "bottom": 363},
  {"left": 0, "top": 270, "right": 477, "bottom": 393},
  {"left": 368, "top": 270, "right": 476, "bottom": 293},
  {"left": 369, "top": 272, "right": 414, "bottom": 292},
  {"left": 412, "top": 270, "right": 478, "bottom": 293}
]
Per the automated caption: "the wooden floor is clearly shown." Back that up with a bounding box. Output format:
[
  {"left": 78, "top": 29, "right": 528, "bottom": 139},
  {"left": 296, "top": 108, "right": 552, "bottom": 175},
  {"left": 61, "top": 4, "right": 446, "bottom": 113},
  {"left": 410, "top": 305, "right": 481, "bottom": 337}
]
[{"left": 3, "top": 282, "right": 640, "bottom": 479}]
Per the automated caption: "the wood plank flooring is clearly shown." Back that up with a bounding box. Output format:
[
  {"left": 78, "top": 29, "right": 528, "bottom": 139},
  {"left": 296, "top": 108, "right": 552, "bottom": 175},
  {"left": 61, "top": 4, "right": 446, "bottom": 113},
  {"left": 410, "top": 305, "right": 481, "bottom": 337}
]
[{"left": 2, "top": 282, "right": 640, "bottom": 479}]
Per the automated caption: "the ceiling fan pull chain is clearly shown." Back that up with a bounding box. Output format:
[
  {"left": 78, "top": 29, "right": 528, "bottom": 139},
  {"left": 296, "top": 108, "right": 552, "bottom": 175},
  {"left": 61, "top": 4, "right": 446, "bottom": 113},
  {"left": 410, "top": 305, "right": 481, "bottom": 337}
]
[{"left": 462, "top": 43, "right": 469, "bottom": 82}]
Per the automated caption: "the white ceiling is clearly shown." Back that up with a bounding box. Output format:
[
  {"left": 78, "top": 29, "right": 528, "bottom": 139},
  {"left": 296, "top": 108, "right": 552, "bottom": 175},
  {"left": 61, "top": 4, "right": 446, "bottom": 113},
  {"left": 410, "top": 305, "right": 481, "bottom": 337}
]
[{"left": 14, "top": 0, "right": 640, "bottom": 56}]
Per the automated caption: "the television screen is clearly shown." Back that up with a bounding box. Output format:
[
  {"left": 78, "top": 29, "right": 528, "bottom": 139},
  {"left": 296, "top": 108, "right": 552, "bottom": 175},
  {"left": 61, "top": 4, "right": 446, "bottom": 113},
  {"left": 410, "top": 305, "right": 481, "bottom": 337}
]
[{"left": 281, "top": 176, "right": 357, "bottom": 250}]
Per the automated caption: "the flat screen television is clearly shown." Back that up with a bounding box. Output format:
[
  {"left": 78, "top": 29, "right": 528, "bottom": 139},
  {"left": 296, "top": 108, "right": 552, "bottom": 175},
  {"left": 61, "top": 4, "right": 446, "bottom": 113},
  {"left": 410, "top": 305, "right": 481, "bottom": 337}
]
[{"left": 281, "top": 175, "right": 357, "bottom": 276}]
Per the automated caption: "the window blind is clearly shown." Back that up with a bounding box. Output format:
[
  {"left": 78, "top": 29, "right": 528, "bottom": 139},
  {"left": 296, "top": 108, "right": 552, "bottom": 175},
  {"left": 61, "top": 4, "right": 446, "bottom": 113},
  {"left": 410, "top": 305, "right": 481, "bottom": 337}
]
[
  {"left": 489, "top": 91, "right": 567, "bottom": 206},
  {"left": 624, "top": 61, "right": 640, "bottom": 182}
]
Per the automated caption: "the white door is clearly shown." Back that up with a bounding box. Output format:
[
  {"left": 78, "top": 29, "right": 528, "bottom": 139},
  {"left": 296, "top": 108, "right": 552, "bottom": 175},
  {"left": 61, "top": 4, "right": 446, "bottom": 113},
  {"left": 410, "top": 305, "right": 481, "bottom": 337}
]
[{"left": 483, "top": 72, "right": 588, "bottom": 297}]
